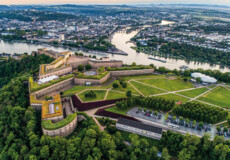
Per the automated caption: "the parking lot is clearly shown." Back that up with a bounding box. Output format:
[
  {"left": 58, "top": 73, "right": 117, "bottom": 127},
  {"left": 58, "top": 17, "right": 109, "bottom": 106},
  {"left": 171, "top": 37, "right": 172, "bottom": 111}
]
[{"left": 127, "top": 107, "right": 218, "bottom": 138}]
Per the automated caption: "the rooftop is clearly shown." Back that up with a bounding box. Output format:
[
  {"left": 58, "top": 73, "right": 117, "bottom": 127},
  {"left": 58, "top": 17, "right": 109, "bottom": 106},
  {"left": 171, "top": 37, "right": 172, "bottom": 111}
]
[
  {"left": 42, "top": 94, "right": 63, "bottom": 119},
  {"left": 117, "top": 118, "right": 163, "bottom": 134}
]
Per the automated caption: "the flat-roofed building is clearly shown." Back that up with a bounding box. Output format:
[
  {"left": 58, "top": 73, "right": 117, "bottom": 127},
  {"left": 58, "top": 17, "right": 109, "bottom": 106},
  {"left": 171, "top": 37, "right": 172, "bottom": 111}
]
[{"left": 116, "top": 118, "right": 163, "bottom": 140}]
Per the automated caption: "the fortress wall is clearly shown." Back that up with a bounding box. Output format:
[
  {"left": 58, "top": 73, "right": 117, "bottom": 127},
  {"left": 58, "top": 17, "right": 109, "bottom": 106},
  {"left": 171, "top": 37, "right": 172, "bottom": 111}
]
[
  {"left": 32, "top": 77, "right": 74, "bottom": 99},
  {"left": 74, "top": 72, "right": 111, "bottom": 85},
  {"left": 42, "top": 115, "right": 77, "bottom": 137},
  {"left": 89, "top": 61, "right": 123, "bottom": 69},
  {"left": 69, "top": 59, "right": 89, "bottom": 69},
  {"left": 39, "top": 66, "right": 73, "bottom": 79},
  {"left": 110, "top": 69, "right": 154, "bottom": 77}
]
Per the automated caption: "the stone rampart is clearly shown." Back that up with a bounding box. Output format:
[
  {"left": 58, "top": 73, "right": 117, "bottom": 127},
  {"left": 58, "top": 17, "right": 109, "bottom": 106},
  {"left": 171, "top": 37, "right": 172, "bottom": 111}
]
[
  {"left": 74, "top": 72, "right": 111, "bottom": 85},
  {"left": 110, "top": 69, "right": 154, "bottom": 77},
  {"left": 42, "top": 115, "right": 77, "bottom": 137},
  {"left": 32, "top": 77, "right": 74, "bottom": 99}
]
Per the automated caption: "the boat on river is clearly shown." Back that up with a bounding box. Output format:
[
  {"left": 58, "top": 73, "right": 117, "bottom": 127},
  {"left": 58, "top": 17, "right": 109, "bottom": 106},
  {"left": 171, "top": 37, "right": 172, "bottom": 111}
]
[{"left": 148, "top": 57, "right": 167, "bottom": 63}]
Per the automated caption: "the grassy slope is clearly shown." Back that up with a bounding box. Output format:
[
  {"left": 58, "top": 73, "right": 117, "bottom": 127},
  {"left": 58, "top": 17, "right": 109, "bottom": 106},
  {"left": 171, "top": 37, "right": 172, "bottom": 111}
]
[
  {"left": 111, "top": 83, "right": 140, "bottom": 95},
  {"left": 156, "top": 93, "right": 190, "bottom": 103},
  {"left": 106, "top": 91, "right": 126, "bottom": 100},
  {"left": 178, "top": 87, "right": 209, "bottom": 98},
  {"left": 198, "top": 86, "right": 230, "bottom": 108},
  {"left": 137, "top": 78, "right": 193, "bottom": 91},
  {"left": 78, "top": 90, "right": 107, "bottom": 102},
  {"left": 130, "top": 81, "right": 165, "bottom": 96}
]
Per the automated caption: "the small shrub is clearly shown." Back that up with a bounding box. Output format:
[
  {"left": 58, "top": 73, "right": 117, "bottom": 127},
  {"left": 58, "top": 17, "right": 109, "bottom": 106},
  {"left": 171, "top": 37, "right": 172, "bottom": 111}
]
[{"left": 113, "top": 82, "right": 119, "bottom": 88}]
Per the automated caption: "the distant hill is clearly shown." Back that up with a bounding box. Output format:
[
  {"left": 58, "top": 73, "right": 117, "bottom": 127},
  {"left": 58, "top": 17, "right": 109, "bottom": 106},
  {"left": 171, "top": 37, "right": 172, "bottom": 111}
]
[{"left": 0, "top": 5, "right": 13, "bottom": 10}]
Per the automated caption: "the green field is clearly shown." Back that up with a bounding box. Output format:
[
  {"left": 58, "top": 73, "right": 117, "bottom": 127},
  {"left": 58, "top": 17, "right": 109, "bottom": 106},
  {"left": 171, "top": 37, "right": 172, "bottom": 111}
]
[
  {"left": 63, "top": 83, "right": 112, "bottom": 96},
  {"left": 123, "top": 74, "right": 165, "bottom": 81},
  {"left": 156, "top": 93, "right": 190, "bottom": 103},
  {"left": 137, "top": 78, "right": 193, "bottom": 91},
  {"left": 78, "top": 90, "right": 107, "bottom": 102},
  {"left": 105, "top": 106, "right": 131, "bottom": 115},
  {"left": 118, "top": 130, "right": 159, "bottom": 147},
  {"left": 106, "top": 91, "right": 126, "bottom": 100},
  {"left": 130, "top": 81, "right": 165, "bottom": 96},
  {"left": 178, "top": 87, "right": 209, "bottom": 98},
  {"left": 198, "top": 86, "right": 230, "bottom": 108},
  {"left": 111, "top": 83, "right": 140, "bottom": 95}
]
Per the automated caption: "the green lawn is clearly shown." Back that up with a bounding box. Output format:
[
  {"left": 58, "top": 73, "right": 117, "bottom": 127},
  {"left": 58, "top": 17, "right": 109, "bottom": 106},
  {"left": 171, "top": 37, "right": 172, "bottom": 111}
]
[
  {"left": 105, "top": 105, "right": 132, "bottom": 115},
  {"left": 118, "top": 130, "right": 159, "bottom": 147},
  {"left": 178, "top": 87, "right": 209, "bottom": 98},
  {"left": 156, "top": 93, "right": 190, "bottom": 103},
  {"left": 63, "top": 83, "right": 112, "bottom": 97},
  {"left": 111, "top": 83, "right": 140, "bottom": 95},
  {"left": 198, "top": 86, "right": 230, "bottom": 108},
  {"left": 78, "top": 90, "right": 107, "bottom": 102},
  {"left": 130, "top": 81, "right": 165, "bottom": 96},
  {"left": 137, "top": 78, "right": 193, "bottom": 91},
  {"left": 106, "top": 91, "right": 126, "bottom": 100},
  {"left": 123, "top": 74, "right": 165, "bottom": 81}
]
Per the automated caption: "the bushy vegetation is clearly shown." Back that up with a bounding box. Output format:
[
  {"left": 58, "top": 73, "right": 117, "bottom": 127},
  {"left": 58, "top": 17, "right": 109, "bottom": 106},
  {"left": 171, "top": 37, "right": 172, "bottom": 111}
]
[
  {"left": 0, "top": 54, "right": 53, "bottom": 87},
  {"left": 160, "top": 131, "right": 230, "bottom": 160},
  {"left": 42, "top": 113, "right": 77, "bottom": 130},
  {"left": 116, "top": 96, "right": 175, "bottom": 112},
  {"left": 107, "top": 65, "right": 152, "bottom": 71},
  {"left": 84, "top": 90, "right": 97, "bottom": 99},
  {"left": 172, "top": 102, "right": 228, "bottom": 123}
]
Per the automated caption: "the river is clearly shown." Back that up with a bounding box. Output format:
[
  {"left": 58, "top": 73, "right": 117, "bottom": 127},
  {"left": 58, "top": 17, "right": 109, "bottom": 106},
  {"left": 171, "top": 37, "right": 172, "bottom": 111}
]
[{"left": 0, "top": 20, "right": 229, "bottom": 72}]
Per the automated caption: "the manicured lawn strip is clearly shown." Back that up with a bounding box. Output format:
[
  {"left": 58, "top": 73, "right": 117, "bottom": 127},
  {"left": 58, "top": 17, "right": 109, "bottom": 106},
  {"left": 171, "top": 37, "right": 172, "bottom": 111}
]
[
  {"left": 78, "top": 90, "right": 107, "bottom": 102},
  {"left": 42, "top": 113, "right": 77, "bottom": 130},
  {"left": 123, "top": 74, "right": 165, "bottom": 81},
  {"left": 106, "top": 91, "right": 126, "bottom": 100},
  {"left": 111, "top": 83, "right": 140, "bottom": 95},
  {"left": 105, "top": 106, "right": 132, "bottom": 115},
  {"left": 118, "top": 130, "right": 159, "bottom": 147},
  {"left": 137, "top": 78, "right": 193, "bottom": 91},
  {"left": 198, "top": 86, "right": 230, "bottom": 108},
  {"left": 156, "top": 93, "right": 190, "bottom": 103},
  {"left": 107, "top": 66, "right": 152, "bottom": 71},
  {"left": 178, "top": 87, "right": 209, "bottom": 98},
  {"left": 63, "top": 83, "right": 113, "bottom": 96},
  {"left": 130, "top": 81, "right": 165, "bottom": 96}
]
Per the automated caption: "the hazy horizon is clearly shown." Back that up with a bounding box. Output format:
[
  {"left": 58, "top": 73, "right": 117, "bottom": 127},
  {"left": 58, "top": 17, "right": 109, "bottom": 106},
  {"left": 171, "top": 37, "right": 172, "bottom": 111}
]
[{"left": 1, "top": 0, "right": 230, "bottom": 6}]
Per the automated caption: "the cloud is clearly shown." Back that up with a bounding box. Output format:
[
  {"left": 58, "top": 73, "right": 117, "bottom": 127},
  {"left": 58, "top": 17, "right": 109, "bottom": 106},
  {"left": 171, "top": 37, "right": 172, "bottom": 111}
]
[{"left": 1, "top": 0, "right": 230, "bottom": 5}]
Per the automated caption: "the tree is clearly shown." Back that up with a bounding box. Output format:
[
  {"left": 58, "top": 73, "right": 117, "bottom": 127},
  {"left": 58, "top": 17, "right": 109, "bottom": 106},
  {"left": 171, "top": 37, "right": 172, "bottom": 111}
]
[
  {"left": 196, "top": 77, "right": 201, "bottom": 83},
  {"left": 126, "top": 91, "right": 132, "bottom": 98},
  {"left": 122, "top": 82, "right": 127, "bottom": 88},
  {"left": 85, "top": 64, "right": 92, "bottom": 70},
  {"left": 40, "top": 145, "right": 50, "bottom": 159},
  {"left": 131, "top": 62, "right": 137, "bottom": 66},
  {"left": 216, "top": 126, "right": 221, "bottom": 132},
  {"left": 162, "top": 148, "right": 170, "bottom": 160},
  {"left": 227, "top": 117, "right": 230, "bottom": 125},
  {"left": 113, "top": 82, "right": 119, "bottom": 88},
  {"left": 78, "top": 65, "right": 84, "bottom": 72}
]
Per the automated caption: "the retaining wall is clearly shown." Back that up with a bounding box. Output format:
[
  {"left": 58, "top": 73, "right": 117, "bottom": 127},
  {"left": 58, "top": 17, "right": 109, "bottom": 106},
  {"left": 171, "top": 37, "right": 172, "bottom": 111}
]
[
  {"left": 32, "top": 77, "right": 74, "bottom": 99},
  {"left": 42, "top": 115, "right": 77, "bottom": 137},
  {"left": 110, "top": 69, "right": 154, "bottom": 77},
  {"left": 39, "top": 66, "right": 72, "bottom": 79},
  {"left": 74, "top": 72, "right": 111, "bottom": 85}
]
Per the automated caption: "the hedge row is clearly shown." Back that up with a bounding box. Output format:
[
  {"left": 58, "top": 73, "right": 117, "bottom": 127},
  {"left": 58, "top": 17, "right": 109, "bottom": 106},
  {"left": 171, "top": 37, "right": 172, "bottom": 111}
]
[
  {"left": 76, "top": 71, "right": 109, "bottom": 80},
  {"left": 107, "top": 66, "right": 152, "bottom": 71},
  {"left": 71, "top": 95, "right": 125, "bottom": 111}
]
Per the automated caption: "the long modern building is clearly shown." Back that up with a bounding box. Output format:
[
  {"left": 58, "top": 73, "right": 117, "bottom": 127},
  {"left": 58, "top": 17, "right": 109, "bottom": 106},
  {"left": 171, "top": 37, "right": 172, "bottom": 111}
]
[{"left": 116, "top": 118, "right": 163, "bottom": 140}]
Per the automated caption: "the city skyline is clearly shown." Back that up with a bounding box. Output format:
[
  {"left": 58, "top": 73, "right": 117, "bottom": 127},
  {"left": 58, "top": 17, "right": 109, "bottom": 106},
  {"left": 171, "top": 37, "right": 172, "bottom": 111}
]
[{"left": 1, "top": 0, "right": 230, "bottom": 6}]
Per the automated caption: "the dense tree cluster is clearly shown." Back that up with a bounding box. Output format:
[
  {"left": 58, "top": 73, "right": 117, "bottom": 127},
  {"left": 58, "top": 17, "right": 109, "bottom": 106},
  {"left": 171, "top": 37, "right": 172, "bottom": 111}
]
[
  {"left": 172, "top": 102, "right": 228, "bottom": 124},
  {"left": 116, "top": 96, "right": 175, "bottom": 112},
  {"left": 0, "top": 54, "right": 53, "bottom": 87},
  {"left": 160, "top": 131, "right": 230, "bottom": 160},
  {"left": 85, "top": 90, "right": 97, "bottom": 99},
  {"left": 159, "top": 41, "right": 230, "bottom": 66}
]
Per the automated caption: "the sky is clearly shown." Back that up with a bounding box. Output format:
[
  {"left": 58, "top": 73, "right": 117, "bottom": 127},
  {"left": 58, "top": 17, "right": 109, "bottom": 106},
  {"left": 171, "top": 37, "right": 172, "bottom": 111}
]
[{"left": 1, "top": 0, "right": 230, "bottom": 6}]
